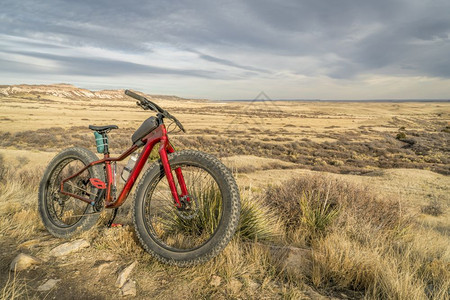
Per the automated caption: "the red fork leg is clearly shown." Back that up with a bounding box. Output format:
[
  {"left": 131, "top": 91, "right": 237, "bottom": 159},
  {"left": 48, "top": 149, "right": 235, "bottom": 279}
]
[
  {"left": 166, "top": 142, "right": 189, "bottom": 199},
  {"left": 175, "top": 168, "right": 188, "bottom": 198},
  {"left": 159, "top": 139, "right": 182, "bottom": 208}
]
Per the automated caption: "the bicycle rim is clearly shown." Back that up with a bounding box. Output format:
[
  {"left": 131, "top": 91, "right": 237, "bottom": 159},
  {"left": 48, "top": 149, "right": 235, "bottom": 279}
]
[{"left": 45, "top": 158, "right": 95, "bottom": 227}]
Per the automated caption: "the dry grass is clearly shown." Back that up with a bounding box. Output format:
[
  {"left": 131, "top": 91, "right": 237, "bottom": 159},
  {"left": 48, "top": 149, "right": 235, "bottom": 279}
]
[
  {"left": 264, "top": 175, "right": 449, "bottom": 299},
  {"left": 88, "top": 225, "right": 145, "bottom": 259},
  {"left": 0, "top": 165, "right": 43, "bottom": 241},
  {"left": 236, "top": 187, "right": 284, "bottom": 242},
  {"left": 264, "top": 175, "right": 406, "bottom": 244},
  {"left": 0, "top": 270, "right": 29, "bottom": 300},
  {"left": 1, "top": 89, "right": 449, "bottom": 298},
  {"left": 421, "top": 198, "right": 446, "bottom": 216},
  {"left": 0, "top": 161, "right": 448, "bottom": 299},
  {"left": 1, "top": 91, "right": 449, "bottom": 175}
]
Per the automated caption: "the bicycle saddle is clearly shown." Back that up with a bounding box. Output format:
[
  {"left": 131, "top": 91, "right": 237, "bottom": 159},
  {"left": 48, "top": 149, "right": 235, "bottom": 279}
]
[{"left": 88, "top": 125, "right": 119, "bottom": 132}]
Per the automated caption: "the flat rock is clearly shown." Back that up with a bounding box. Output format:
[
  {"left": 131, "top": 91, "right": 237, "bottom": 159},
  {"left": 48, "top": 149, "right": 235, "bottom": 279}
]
[
  {"left": 283, "top": 246, "right": 312, "bottom": 276},
  {"left": 97, "top": 261, "right": 115, "bottom": 274},
  {"left": 10, "top": 253, "right": 41, "bottom": 271},
  {"left": 116, "top": 261, "right": 137, "bottom": 288},
  {"left": 210, "top": 275, "right": 221, "bottom": 287},
  {"left": 49, "top": 239, "right": 90, "bottom": 257},
  {"left": 228, "top": 278, "right": 243, "bottom": 294},
  {"left": 268, "top": 245, "right": 312, "bottom": 279},
  {"left": 246, "top": 279, "right": 260, "bottom": 291},
  {"left": 37, "top": 279, "right": 61, "bottom": 291},
  {"left": 120, "top": 279, "right": 136, "bottom": 297}
]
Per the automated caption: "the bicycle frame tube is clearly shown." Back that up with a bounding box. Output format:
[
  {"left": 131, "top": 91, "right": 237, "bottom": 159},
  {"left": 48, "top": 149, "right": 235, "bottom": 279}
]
[{"left": 60, "top": 124, "right": 188, "bottom": 209}]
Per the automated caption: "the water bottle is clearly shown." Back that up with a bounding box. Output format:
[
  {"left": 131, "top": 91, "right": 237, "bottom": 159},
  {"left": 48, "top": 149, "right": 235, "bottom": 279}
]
[
  {"left": 94, "top": 132, "right": 106, "bottom": 153},
  {"left": 121, "top": 153, "right": 138, "bottom": 182}
]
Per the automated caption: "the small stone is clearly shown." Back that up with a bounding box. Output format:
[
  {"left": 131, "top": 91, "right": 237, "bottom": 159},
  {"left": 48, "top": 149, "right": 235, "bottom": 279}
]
[
  {"left": 97, "top": 262, "right": 114, "bottom": 274},
  {"left": 10, "top": 253, "right": 41, "bottom": 271},
  {"left": 37, "top": 279, "right": 61, "bottom": 291},
  {"left": 228, "top": 279, "right": 243, "bottom": 294},
  {"left": 283, "top": 246, "right": 312, "bottom": 274},
  {"left": 247, "top": 279, "right": 260, "bottom": 291},
  {"left": 49, "top": 239, "right": 90, "bottom": 257},
  {"left": 116, "top": 261, "right": 138, "bottom": 288},
  {"left": 120, "top": 280, "right": 136, "bottom": 297},
  {"left": 304, "top": 286, "right": 328, "bottom": 300},
  {"left": 268, "top": 245, "right": 312, "bottom": 280},
  {"left": 210, "top": 275, "right": 221, "bottom": 287}
]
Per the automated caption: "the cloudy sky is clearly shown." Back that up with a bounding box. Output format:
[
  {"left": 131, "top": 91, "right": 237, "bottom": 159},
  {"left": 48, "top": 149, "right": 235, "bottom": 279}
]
[{"left": 1, "top": 0, "right": 449, "bottom": 100}]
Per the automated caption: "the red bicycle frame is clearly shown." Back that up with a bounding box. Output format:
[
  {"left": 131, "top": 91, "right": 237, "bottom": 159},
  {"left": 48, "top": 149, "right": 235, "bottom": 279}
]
[{"left": 59, "top": 124, "right": 188, "bottom": 209}]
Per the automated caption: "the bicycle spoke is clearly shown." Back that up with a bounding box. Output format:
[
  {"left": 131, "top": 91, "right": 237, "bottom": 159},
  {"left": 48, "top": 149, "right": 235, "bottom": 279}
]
[
  {"left": 45, "top": 158, "right": 93, "bottom": 227},
  {"left": 143, "top": 163, "right": 224, "bottom": 251}
]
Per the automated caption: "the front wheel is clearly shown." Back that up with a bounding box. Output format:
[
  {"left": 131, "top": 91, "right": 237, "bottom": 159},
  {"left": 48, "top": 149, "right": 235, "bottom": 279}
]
[{"left": 133, "top": 150, "right": 240, "bottom": 266}]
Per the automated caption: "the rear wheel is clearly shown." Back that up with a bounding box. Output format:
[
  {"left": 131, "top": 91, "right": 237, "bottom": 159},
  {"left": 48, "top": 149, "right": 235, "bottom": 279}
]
[
  {"left": 133, "top": 150, "right": 240, "bottom": 266},
  {"left": 38, "top": 147, "right": 104, "bottom": 238}
]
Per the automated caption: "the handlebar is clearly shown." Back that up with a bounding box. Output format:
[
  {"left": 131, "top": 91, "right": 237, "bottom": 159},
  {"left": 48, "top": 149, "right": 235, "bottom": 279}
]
[{"left": 124, "top": 89, "right": 185, "bottom": 133}]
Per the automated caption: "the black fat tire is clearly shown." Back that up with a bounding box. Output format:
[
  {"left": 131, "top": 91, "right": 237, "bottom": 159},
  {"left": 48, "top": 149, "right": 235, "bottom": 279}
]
[
  {"left": 133, "top": 150, "right": 240, "bottom": 266},
  {"left": 38, "top": 147, "right": 104, "bottom": 238}
]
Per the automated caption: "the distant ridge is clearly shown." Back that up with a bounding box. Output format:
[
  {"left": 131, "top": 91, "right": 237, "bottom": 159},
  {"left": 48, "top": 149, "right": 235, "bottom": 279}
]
[{"left": 0, "top": 84, "right": 202, "bottom": 102}]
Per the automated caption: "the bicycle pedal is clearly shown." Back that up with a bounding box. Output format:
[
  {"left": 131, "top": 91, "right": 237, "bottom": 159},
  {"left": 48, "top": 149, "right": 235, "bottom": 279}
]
[{"left": 90, "top": 178, "right": 106, "bottom": 189}]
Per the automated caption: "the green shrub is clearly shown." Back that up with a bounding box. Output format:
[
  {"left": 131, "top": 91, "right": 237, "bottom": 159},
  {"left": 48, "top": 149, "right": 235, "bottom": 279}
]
[
  {"left": 166, "top": 185, "right": 282, "bottom": 242},
  {"left": 264, "top": 175, "right": 406, "bottom": 240},
  {"left": 237, "top": 193, "right": 282, "bottom": 241},
  {"left": 396, "top": 132, "right": 407, "bottom": 140},
  {"left": 299, "top": 191, "right": 339, "bottom": 238}
]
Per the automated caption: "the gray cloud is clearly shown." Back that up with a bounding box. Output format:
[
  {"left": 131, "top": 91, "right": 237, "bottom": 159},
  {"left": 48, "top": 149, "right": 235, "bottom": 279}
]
[
  {"left": 1, "top": 0, "right": 450, "bottom": 97},
  {"left": 1, "top": 49, "right": 218, "bottom": 78}
]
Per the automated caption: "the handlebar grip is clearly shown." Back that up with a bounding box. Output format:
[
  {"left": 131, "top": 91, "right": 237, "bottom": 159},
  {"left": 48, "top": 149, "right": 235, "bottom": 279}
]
[
  {"left": 125, "top": 89, "right": 165, "bottom": 113},
  {"left": 125, "top": 89, "right": 147, "bottom": 103}
]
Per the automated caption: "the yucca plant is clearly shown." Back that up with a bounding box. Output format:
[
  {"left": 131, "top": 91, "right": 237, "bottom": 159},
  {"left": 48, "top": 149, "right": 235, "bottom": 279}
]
[
  {"left": 165, "top": 183, "right": 281, "bottom": 242},
  {"left": 238, "top": 194, "right": 282, "bottom": 241},
  {"left": 299, "top": 191, "right": 339, "bottom": 238},
  {"left": 162, "top": 181, "right": 222, "bottom": 237}
]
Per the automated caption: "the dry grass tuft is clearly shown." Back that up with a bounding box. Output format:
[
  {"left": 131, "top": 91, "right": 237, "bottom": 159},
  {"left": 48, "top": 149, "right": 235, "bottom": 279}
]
[
  {"left": 421, "top": 198, "right": 446, "bottom": 216},
  {"left": 0, "top": 166, "right": 43, "bottom": 241},
  {"left": 264, "top": 174, "right": 407, "bottom": 245},
  {"left": 0, "top": 270, "right": 29, "bottom": 300},
  {"left": 237, "top": 188, "right": 284, "bottom": 241},
  {"left": 89, "top": 225, "right": 144, "bottom": 258},
  {"left": 0, "top": 154, "right": 6, "bottom": 184}
]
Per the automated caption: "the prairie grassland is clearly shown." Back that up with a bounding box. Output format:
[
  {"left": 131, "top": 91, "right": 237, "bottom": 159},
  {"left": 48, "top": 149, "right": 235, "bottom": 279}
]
[{"left": 0, "top": 86, "right": 449, "bottom": 299}]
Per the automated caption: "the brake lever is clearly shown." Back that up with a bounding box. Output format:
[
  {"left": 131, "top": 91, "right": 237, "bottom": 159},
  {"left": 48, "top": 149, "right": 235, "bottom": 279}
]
[
  {"left": 164, "top": 111, "right": 185, "bottom": 133},
  {"left": 175, "top": 119, "right": 186, "bottom": 133},
  {"left": 136, "top": 101, "right": 148, "bottom": 110}
]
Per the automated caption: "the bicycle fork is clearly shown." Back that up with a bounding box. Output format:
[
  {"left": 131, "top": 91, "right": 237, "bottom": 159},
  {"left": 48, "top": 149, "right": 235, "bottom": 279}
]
[{"left": 159, "top": 136, "right": 189, "bottom": 208}]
